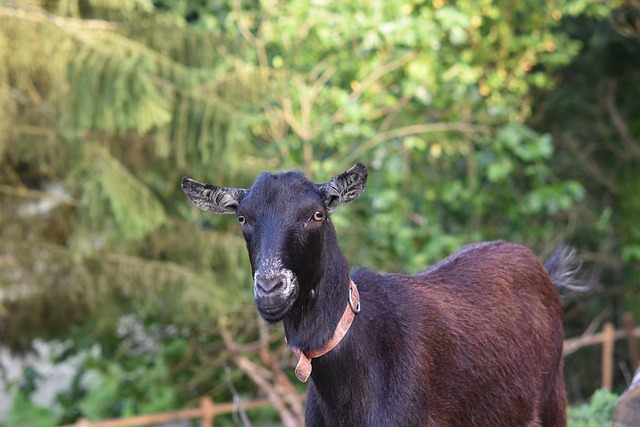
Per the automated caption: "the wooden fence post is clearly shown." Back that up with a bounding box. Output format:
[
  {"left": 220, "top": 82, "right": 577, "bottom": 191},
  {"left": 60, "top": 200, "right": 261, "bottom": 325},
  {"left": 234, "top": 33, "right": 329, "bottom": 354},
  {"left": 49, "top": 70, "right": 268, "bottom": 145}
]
[
  {"left": 200, "top": 396, "right": 215, "bottom": 427},
  {"left": 602, "top": 322, "right": 615, "bottom": 389}
]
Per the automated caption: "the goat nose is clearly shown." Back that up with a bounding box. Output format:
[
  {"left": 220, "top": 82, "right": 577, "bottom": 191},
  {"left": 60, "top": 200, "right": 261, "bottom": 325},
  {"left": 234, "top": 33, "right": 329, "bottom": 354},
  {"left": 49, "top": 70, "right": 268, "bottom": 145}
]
[{"left": 255, "top": 275, "right": 283, "bottom": 295}]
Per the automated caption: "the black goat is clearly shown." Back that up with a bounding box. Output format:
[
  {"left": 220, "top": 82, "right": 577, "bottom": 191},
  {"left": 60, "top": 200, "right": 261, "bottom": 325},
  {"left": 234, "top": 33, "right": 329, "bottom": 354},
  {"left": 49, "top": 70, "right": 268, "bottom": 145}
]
[{"left": 182, "top": 163, "right": 577, "bottom": 426}]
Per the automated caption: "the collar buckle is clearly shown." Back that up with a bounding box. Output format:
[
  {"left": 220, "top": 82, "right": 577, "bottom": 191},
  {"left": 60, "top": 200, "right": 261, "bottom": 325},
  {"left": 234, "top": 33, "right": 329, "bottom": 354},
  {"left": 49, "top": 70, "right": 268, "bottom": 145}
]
[{"left": 348, "top": 284, "right": 361, "bottom": 313}]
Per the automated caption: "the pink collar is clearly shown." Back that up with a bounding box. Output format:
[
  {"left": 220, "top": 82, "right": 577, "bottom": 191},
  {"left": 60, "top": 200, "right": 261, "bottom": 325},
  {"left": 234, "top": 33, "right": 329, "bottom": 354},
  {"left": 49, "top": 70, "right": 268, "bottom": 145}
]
[{"left": 289, "top": 280, "right": 361, "bottom": 382}]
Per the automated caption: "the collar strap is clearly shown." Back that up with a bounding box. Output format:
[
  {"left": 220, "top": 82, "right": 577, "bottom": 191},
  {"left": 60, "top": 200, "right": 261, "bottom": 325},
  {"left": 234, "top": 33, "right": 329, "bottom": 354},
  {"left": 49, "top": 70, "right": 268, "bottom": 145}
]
[{"left": 289, "top": 280, "right": 361, "bottom": 382}]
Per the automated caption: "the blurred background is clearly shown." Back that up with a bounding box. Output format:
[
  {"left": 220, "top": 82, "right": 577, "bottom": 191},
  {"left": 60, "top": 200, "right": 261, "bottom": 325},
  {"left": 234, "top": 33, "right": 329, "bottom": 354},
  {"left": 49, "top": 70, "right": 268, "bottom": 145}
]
[{"left": 1, "top": 0, "right": 639, "bottom": 425}]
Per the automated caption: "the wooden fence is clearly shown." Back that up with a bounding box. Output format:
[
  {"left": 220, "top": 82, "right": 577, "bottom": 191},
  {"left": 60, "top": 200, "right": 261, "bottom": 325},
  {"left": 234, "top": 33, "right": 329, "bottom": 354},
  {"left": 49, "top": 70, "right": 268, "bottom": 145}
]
[
  {"left": 563, "top": 313, "right": 640, "bottom": 390},
  {"left": 65, "top": 316, "right": 640, "bottom": 427},
  {"left": 65, "top": 396, "right": 293, "bottom": 427}
]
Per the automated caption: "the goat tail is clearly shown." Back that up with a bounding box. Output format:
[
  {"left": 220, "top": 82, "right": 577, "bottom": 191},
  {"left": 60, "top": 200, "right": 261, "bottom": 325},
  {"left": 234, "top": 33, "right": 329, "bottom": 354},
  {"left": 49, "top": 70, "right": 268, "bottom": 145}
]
[{"left": 544, "top": 245, "right": 596, "bottom": 297}]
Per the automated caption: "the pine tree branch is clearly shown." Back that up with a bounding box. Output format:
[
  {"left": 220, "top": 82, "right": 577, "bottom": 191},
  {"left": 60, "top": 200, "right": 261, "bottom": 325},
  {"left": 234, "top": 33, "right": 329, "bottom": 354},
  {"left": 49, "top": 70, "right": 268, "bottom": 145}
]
[
  {"left": 1, "top": 3, "right": 209, "bottom": 89},
  {"left": 0, "top": 4, "right": 119, "bottom": 31}
]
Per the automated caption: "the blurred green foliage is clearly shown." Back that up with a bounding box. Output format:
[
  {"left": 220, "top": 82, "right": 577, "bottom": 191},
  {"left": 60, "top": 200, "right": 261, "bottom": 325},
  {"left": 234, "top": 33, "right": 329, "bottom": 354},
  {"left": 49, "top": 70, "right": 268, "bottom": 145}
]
[
  {"left": 3, "top": 394, "right": 58, "bottom": 427},
  {"left": 567, "top": 388, "right": 619, "bottom": 427},
  {"left": 1, "top": 0, "right": 639, "bottom": 423}
]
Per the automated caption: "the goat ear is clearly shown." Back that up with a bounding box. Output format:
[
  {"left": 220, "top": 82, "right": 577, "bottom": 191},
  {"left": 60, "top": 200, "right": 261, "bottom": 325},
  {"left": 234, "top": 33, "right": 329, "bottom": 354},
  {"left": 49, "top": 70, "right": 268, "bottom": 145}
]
[
  {"left": 318, "top": 163, "right": 368, "bottom": 213},
  {"left": 181, "top": 177, "right": 246, "bottom": 214}
]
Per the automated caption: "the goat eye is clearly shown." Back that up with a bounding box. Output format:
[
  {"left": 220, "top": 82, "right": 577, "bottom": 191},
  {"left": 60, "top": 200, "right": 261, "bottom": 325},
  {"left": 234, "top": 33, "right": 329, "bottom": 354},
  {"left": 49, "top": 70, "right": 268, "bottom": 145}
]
[
  {"left": 237, "top": 215, "right": 246, "bottom": 224},
  {"left": 312, "top": 211, "right": 325, "bottom": 222}
]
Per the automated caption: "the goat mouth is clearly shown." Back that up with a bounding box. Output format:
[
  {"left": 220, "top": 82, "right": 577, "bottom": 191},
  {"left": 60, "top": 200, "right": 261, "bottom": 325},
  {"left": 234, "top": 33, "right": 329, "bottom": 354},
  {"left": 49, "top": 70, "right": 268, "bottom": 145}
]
[{"left": 255, "top": 290, "right": 298, "bottom": 322}]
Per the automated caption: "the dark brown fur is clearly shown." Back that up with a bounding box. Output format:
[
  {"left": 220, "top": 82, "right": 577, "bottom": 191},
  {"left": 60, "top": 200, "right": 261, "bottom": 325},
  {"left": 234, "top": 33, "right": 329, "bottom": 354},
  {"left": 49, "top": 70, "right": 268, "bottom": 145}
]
[
  {"left": 304, "top": 241, "right": 567, "bottom": 426},
  {"left": 181, "top": 165, "right": 572, "bottom": 426}
]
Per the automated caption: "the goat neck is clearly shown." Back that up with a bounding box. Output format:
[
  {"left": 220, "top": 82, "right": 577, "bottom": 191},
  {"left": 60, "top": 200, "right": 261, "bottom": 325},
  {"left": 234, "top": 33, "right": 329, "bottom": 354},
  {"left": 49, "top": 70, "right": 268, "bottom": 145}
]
[
  {"left": 282, "top": 222, "right": 354, "bottom": 357},
  {"left": 289, "top": 279, "right": 360, "bottom": 382}
]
